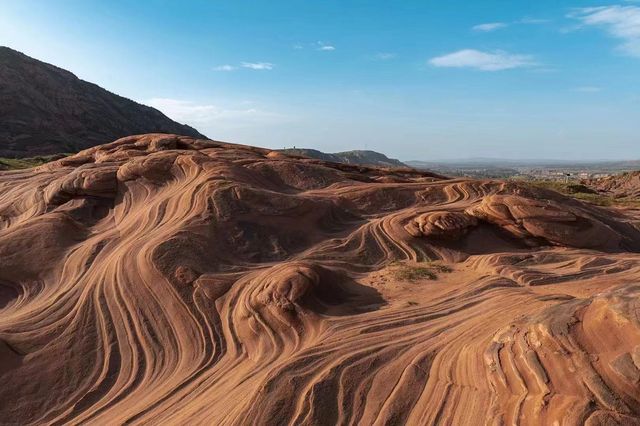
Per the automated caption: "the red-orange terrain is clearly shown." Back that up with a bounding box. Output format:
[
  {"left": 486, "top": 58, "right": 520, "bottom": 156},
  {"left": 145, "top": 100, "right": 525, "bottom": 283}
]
[{"left": 1, "top": 134, "right": 640, "bottom": 425}]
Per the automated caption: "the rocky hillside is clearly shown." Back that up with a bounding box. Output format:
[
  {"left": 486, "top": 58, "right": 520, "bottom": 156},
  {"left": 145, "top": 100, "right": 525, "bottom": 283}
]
[
  {"left": 2, "top": 134, "right": 640, "bottom": 424},
  {"left": 584, "top": 171, "right": 640, "bottom": 198},
  {"left": 0, "top": 46, "right": 204, "bottom": 157},
  {"left": 280, "top": 147, "right": 407, "bottom": 167}
]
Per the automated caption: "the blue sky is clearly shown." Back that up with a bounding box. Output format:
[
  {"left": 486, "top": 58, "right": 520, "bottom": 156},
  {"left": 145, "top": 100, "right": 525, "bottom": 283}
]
[{"left": 1, "top": 0, "right": 639, "bottom": 160}]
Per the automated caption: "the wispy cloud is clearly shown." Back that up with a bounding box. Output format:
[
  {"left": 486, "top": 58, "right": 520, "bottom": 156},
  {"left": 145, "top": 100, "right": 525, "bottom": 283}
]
[
  {"left": 573, "top": 86, "right": 603, "bottom": 92},
  {"left": 145, "top": 98, "right": 285, "bottom": 128},
  {"left": 429, "top": 49, "right": 536, "bottom": 71},
  {"left": 472, "top": 22, "right": 508, "bottom": 32},
  {"left": 472, "top": 17, "right": 548, "bottom": 32},
  {"left": 518, "top": 17, "right": 551, "bottom": 24},
  {"left": 569, "top": 5, "right": 640, "bottom": 57},
  {"left": 374, "top": 52, "right": 396, "bottom": 60},
  {"left": 317, "top": 41, "right": 335, "bottom": 51},
  {"left": 213, "top": 64, "right": 237, "bottom": 71},
  {"left": 241, "top": 62, "right": 274, "bottom": 70},
  {"left": 213, "top": 62, "right": 274, "bottom": 71},
  {"left": 294, "top": 41, "right": 336, "bottom": 51}
]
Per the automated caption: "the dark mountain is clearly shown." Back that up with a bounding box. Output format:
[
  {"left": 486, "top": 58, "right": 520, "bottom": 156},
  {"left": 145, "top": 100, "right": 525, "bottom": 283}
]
[
  {"left": 280, "top": 148, "right": 407, "bottom": 168},
  {"left": 0, "top": 46, "right": 205, "bottom": 157}
]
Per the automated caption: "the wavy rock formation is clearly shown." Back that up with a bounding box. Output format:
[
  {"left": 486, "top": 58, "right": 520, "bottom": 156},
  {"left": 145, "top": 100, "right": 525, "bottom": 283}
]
[{"left": 1, "top": 134, "right": 640, "bottom": 425}]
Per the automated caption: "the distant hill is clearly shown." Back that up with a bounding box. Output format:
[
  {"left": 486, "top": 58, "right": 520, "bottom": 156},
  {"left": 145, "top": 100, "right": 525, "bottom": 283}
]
[
  {"left": 584, "top": 171, "right": 640, "bottom": 198},
  {"left": 407, "top": 158, "right": 640, "bottom": 171},
  {"left": 280, "top": 148, "right": 407, "bottom": 168},
  {"left": 0, "top": 46, "right": 205, "bottom": 157}
]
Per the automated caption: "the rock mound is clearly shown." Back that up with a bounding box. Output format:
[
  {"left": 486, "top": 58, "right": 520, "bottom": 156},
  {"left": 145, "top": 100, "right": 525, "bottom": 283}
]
[
  {"left": 585, "top": 171, "right": 640, "bottom": 199},
  {"left": 1, "top": 134, "right": 640, "bottom": 424}
]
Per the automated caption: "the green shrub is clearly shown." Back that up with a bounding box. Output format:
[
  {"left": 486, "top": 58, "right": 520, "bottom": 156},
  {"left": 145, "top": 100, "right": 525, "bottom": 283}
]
[
  {"left": 0, "top": 154, "right": 69, "bottom": 170},
  {"left": 392, "top": 261, "right": 452, "bottom": 282}
]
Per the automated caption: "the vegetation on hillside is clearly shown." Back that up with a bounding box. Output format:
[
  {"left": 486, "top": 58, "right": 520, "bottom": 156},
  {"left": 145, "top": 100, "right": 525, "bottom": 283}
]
[
  {"left": 0, "top": 154, "right": 68, "bottom": 170},
  {"left": 280, "top": 147, "right": 407, "bottom": 168},
  {"left": 516, "top": 179, "right": 640, "bottom": 208}
]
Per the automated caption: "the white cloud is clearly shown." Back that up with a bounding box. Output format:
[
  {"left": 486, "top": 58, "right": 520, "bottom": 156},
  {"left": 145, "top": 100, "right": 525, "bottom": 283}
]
[
  {"left": 472, "top": 22, "right": 508, "bottom": 32},
  {"left": 241, "top": 62, "right": 274, "bottom": 70},
  {"left": 293, "top": 43, "right": 304, "bottom": 50},
  {"left": 374, "top": 52, "right": 396, "bottom": 60},
  {"left": 146, "top": 98, "right": 250, "bottom": 124},
  {"left": 573, "top": 86, "right": 603, "bottom": 92},
  {"left": 569, "top": 6, "right": 640, "bottom": 57},
  {"left": 472, "top": 18, "right": 548, "bottom": 33},
  {"left": 145, "top": 98, "right": 292, "bottom": 142},
  {"left": 317, "top": 41, "right": 335, "bottom": 51},
  {"left": 213, "top": 64, "right": 236, "bottom": 71},
  {"left": 429, "top": 49, "right": 536, "bottom": 71},
  {"left": 518, "top": 17, "right": 550, "bottom": 24},
  {"left": 145, "top": 98, "right": 286, "bottom": 129}
]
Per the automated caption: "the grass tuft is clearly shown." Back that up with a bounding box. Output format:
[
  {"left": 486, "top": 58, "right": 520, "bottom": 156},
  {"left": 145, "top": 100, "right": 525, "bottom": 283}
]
[{"left": 391, "top": 261, "right": 452, "bottom": 282}]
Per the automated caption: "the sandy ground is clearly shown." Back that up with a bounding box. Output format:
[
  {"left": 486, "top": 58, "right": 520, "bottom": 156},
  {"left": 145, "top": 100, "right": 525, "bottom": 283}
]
[{"left": 0, "top": 134, "right": 639, "bottom": 425}]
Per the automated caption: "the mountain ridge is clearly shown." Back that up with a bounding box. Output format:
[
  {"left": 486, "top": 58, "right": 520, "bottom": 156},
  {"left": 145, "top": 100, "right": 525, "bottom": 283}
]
[
  {"left": 0, "top": 46, "right": 205, "bottom": 157},
  {"left": 279, "top": 147, "right": 407, "bottom": 168}
]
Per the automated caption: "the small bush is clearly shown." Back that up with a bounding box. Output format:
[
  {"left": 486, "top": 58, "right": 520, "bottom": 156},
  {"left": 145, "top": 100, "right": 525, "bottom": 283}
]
[{"left": 391, "top": 261, "right": 452, "bottom": 282}]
